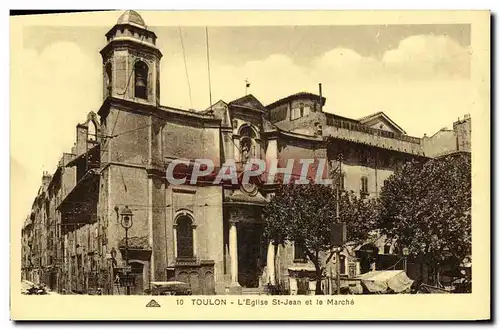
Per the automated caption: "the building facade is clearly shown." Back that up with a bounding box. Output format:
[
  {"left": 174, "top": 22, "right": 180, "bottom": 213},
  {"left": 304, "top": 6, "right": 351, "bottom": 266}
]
[{"left": 21, "top": 10, "right": 472, "bottom": 295}]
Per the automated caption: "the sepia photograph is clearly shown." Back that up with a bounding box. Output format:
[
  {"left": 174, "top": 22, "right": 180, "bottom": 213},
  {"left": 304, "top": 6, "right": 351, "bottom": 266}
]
[{"left": 9, "top": 9, "right": 490, "bottom": 320}]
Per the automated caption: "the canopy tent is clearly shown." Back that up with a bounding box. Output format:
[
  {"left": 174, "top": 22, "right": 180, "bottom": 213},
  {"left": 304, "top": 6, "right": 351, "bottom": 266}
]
[{"left": 355, "top": 270, "right": 414, "bottom": 293}]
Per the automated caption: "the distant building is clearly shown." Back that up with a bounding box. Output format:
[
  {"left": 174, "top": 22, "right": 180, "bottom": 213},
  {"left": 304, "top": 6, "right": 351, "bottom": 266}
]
[
  {"left": 22, "top": 10, "right": 471, "bottom": 295},
  {"left": 21, "top": 216, "right": 33, "bottom": 281},
  {"left": 422, "top": 114, "right": 471, "bottom": 157}
]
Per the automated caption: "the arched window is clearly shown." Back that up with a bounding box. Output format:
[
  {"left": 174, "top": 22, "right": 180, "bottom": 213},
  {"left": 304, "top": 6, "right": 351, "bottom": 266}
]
[
  {"left": 105, "top": 63, "right": 112, "bottom": 96},
  {"left": 88, "top": 121, "right": 97, "bottom": 141},
  {"left": 239, "top": 125, "right": 259, "bottom": 163},
  {"left": 239, "top": 125, "right": 257, "bottom": 139},
  {"left": 176, "top": 216, "right": 194, "bottom": 258},
  {"left": 134, "top": 61, "right": 148, "bottom": 99}
]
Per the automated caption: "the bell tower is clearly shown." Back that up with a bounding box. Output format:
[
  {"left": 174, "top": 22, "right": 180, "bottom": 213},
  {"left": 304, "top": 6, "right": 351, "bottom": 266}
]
[{"left": 100, "top": 10, "right": 162, "bottom": 106}]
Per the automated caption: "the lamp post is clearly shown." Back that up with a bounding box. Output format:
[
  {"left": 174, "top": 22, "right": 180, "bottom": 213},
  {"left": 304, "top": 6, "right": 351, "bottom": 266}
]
[
  {"left": 402, "top": 247, "right": 409, "bottom": 273},
  {"left": 109, "top": 247, "right": 117, "bottom": 295},
  {"left": 333, "top": 153, "right": 343, "bottom": 295},
  {"left": 120, "top": 206, "right": 133, "bottom": 295}
]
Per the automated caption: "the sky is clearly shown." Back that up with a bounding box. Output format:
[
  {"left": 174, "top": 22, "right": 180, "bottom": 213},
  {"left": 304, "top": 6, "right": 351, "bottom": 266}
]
[{"left": 11, "top": 11, "right": 475, "bottom": 222}]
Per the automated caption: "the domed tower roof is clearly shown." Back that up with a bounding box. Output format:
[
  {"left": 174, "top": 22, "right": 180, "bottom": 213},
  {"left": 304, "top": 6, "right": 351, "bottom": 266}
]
[{"left": 117, "top": 10, "right": 146, "bottom": 27}]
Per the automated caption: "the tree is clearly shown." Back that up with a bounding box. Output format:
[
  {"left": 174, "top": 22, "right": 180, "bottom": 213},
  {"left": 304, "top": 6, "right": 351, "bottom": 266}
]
[
  {"left": 263, "top": 181, "right": 378, "bottom": 294},
  {"left": 377, "top": 152, "right": 471, "bottom": 286}
]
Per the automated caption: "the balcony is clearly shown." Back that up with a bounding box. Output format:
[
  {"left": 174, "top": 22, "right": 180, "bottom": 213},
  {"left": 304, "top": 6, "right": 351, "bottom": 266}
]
[
  {"left": 57, "top": 170, "right": 99, "bottom": 233},
  {"left": 324, "top": 118, "right": 425, "bottom": 156}
]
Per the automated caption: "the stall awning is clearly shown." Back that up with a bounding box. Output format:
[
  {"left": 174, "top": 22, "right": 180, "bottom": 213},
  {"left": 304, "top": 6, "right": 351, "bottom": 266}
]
[
  {"left": 355, "top": 270, "right": 413, "bottom": 293},
  {"left": 288, "top": 265, "right": 316, "bottom": 272}
]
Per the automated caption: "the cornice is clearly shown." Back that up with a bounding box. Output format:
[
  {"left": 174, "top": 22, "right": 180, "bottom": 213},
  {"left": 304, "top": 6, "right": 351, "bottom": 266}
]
[
  {"left": 100, "top": 38, "right": 162, "bottom": 60},
  {"left": 98, "top": 97, "right": 222, "bottom": 129}
]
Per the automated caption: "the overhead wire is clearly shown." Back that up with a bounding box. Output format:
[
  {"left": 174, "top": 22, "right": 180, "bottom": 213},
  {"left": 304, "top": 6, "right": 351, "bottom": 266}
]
[
  {"left": 31, "top": 25, "right": 382, "bottom": 240},
  {"left": 100, "top": 27, "right": 149, "bottom": 156},
  {"left": 178, "top": 27, "right": 193, "bottom": 109},
  {"left": 98, "top": 25, "right": 218, "bottom": 155},
  {"left": 205, "top": 26, "right": 213, "bottom": 111}
]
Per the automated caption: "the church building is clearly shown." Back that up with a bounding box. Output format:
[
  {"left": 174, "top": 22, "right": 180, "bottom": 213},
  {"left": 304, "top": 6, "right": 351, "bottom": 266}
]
[{"left": 21, "top": 11, "right": 471, "bottom": 295}]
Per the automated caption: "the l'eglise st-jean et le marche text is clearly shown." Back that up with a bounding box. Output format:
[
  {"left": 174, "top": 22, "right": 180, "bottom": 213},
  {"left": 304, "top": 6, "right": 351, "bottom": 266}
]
[{"left": 181, "top": 298, "right": 355, "bottom": 307}]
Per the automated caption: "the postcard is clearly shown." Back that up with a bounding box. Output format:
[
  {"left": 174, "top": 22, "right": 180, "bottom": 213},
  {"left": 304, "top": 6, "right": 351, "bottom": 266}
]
[{"left": 10, "top": 9, "right": 490, "bottom": 321}]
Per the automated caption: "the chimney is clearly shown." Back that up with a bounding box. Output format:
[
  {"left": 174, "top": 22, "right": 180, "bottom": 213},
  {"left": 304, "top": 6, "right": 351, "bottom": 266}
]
[
  {"left": 76, "top": 124, "right": 89, "bottom": 157},
  {"left": 319, "top": 83, "right": 323, "bottom": 112}
]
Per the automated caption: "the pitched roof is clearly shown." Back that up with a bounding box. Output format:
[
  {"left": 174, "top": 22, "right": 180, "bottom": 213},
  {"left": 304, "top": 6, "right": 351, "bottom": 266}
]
[
  {"left": 228, "top": 94, "right": 267, "bottom": 112},
  {"left": 358, "top": 111, "right": 406, "bottom": 134},
  {"left": 266, "top": 92, "right": 326, "bottom": 109},
  {"left": 262, "top": 118, "right": 277, "bottom": 132},
  {"left": 325, "top": 112, "right": 360, "bottom": 124}
]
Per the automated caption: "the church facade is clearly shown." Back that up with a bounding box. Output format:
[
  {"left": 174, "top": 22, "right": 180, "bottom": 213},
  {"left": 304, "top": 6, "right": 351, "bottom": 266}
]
[{"left": 21, "top": 11, "right": 471, "bottom": 295}]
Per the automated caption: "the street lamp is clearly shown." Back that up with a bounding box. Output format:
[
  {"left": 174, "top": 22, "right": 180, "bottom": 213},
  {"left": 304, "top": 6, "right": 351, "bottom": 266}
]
[
  {"left": 120, "top": 205, "right": 133, "bottom": 295},
  {"left": 402, "top": 247, "right": 409, "bottom": 273}
]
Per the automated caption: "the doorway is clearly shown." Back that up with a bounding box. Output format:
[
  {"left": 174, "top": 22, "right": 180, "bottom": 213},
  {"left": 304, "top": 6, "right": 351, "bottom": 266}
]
[
  {"left": 355, "top": 243, "right": 379, "bottom": 274},
  {"left": 129, "top": 262, "right": 144, "bottom": 295},
  {"left": 237, "top": 222, "right": 266, "bottom": 288}
]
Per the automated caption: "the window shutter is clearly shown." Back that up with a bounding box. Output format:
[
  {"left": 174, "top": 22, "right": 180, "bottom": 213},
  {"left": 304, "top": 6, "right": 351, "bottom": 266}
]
[{"left": 294, "top": 241, "right": 307, "bottom": 261}]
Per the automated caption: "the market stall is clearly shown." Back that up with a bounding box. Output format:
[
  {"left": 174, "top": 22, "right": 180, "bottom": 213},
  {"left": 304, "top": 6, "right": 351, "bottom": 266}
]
[{"left": 354, "top": 270, "right": 414, "bottom": 294}]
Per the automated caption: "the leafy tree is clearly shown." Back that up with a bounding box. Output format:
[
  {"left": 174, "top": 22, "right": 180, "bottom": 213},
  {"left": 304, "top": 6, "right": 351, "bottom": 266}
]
[
  {"left": 342, "top": 190, "right": 379, "bottom": 243},
  {"left": 263, "top": 181, "right": 378, "bottom": 294},
  {"left": 377, "top": 152, "right": 471, "bottom": 285}
]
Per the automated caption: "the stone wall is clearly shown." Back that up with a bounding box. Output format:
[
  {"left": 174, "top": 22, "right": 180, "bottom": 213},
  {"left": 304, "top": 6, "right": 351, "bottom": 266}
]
[
  {"left": 105, "top": 107, "right": 150, "bottom": 166},
  {"left": 163, "top": 122, "right": 220, "bottom": 165},
  {"left": 422, "top": 129, "right": 456, "bottom": 157},
  {"left": 163, "top": 184, "right": 225, "bottom": 293}
]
